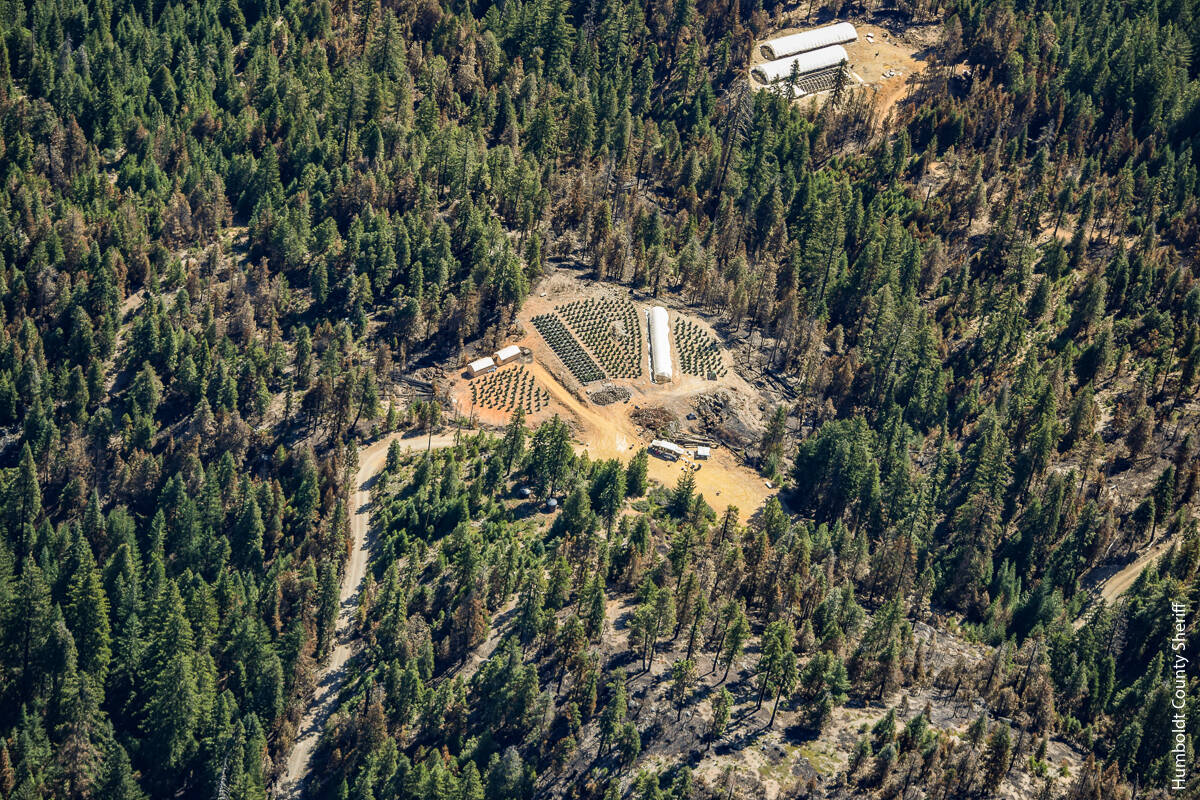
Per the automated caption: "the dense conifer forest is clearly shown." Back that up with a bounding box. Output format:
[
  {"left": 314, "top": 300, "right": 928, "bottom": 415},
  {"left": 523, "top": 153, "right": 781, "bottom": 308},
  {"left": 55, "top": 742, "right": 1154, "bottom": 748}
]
[{"left": 0, "top": 0, "right": 1197, "bottom": 797}]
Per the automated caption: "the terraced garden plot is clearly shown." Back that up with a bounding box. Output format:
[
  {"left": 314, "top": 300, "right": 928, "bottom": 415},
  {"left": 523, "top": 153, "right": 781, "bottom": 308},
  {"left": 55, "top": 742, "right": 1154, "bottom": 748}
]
[
  {"left": 531, "top": 314, "right": 605, "bottom": 383},
  {"left": 557, "top": 297, "right": 644, "bottom": 379},
  {"left": 469, "top": 365, "right": 550, "bottom": 414},
  {"left": 675, "top": 318, "right": 726, "bottom": 378}
]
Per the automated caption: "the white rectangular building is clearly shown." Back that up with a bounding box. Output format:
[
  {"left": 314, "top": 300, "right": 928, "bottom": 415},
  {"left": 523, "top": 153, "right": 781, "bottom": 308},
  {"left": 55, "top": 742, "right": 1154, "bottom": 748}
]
[
  {"left": 648, "top": 306, "right": 673, "bottom": 383},
  {"left": 494, "top": 345, "right": 522, "bottom": 365},
  {"left": 695, "top": 446, "right": 711, "bottom": 460},
  {"left": 468, "top": 356, "right": 496, "bottom": 376}
]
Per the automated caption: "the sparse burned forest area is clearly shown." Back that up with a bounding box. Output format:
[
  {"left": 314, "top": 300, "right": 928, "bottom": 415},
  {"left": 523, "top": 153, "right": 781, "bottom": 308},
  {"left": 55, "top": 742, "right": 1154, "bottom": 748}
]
[{"left": 0, "top": 0, "right": 1197, "bottom": 798}]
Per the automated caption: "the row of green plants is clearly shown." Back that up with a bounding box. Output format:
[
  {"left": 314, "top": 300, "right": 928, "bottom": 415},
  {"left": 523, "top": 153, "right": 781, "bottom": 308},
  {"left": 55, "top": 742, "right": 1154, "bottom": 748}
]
[
  {"left": 557, "top": 297, "right": 644, "bottom": 379},
  {"left": 470, "top": 365, "right": 551, "bottom": 414},
  {"left": 532, "top": 314, "right": 605, "bottom": 383}
]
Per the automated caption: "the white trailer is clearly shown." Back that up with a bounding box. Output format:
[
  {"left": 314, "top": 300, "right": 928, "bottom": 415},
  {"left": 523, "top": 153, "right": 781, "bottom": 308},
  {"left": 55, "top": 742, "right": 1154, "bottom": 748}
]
[{"left": 649, "top": 440, "right": 687, "bottom": 461}]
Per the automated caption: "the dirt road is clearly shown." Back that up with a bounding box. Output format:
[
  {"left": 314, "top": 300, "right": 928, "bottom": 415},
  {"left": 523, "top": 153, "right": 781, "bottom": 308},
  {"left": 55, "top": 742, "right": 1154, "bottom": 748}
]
[
  {"left": 1073, "top": 536, "right": 1176, "bottom": 630},
  {"left": 1099, "top": 538, "right": 1174, "bottom": 605},
  {"left": 275, "top": 431, "right": 460, "bottom": 799}
]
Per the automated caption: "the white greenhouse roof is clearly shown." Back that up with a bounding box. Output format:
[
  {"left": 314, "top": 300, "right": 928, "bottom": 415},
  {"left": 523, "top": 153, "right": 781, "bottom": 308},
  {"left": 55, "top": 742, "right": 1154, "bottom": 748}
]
[
  {"left": 761, "top": 22, "right": 857, "bottom": 61},
  {"left": 495, "top": 345, "right": 522, "bottom": 361},
  {"left": 649, "top": 306, "right": 673, "bottom": 383},
  {"left": 468, "top": 356, "right": 496, "bottom": 373},
  {"left": 752, "top": 45, "right": 849, "bottom": 84}
]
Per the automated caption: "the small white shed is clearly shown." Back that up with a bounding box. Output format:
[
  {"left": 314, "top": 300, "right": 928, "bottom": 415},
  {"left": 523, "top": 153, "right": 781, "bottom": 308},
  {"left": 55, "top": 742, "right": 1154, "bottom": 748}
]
[
  {"left": 494, "top": 345, "right": 522, "bottom": 365},
  {"left": 695, "top": 446, "right": 711, "bottom": 460},
  {"left": 468, "top": 356, "right": 496, "bottom": 377}
]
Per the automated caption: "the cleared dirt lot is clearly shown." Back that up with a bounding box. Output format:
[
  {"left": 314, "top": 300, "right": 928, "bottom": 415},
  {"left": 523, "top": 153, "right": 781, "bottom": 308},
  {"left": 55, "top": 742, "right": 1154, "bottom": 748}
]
[
  {"left": 748, "top": 18, "right": 938, "bottom": 115},
  {"left": 449, "top": 273, "right": 778, "bottom": 512}
]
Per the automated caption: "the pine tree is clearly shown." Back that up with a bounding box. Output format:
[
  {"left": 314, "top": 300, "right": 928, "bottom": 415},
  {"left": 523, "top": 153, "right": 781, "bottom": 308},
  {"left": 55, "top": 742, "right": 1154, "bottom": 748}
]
[
  {"left": 97, "top": 739, "right": 147, "bottom": 800},
  {"left": 590, "top": 459, "right": 626, "bottom": 533},
  {"left": 56, "top": 670, "right": 106, "bottom": 796},
  {"left": 980, "top": 724, "right": 1013, "bottom": 790},
  {"left": 529, "top": 416, "right": 574, "bottom": 497},
  {"left": 709, "top": 687, "right": 733, "bottom": 746},
  {"left": 755, "top": 620, "right": 796, "bottom": 720},
  {"left": 234, "top": 495, "right": 266, "bottom": 571},
  {"left": 671, "top": 469, "right": 696, "bottom": 517},
  {"left": 671, "top": 658, "right": 697, "bottom": 720},
  {"left": 317, "top": 562, "right": 340, "bottom": 656},
  {"left": 140, "top": 583, "right": 199, "bottom": 785},
  {"left": 625, "top": 448, "right": 649, "bottom": 497},
  {"left": 64, "top": 529, "right": 112, "bottom": 682},
  {"left": 717, "top": 601, "right": 750, "bottom": 682},
  {"left": 599, "top": 670, "right": 628, "bottom": 755},
  {"left": 11, "top": 444, "right": 41, "bottom": 551},
  {"left": 502, "top": 406, "right": 527, "bottom": 476}
]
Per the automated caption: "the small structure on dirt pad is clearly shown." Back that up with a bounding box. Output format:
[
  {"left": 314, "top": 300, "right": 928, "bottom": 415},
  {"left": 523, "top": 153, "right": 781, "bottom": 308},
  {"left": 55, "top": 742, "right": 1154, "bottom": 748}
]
[
  {"left": 650, "top": 439, "right": 688, "bottom": 461},
  {"left": 648, "top": 306, "right": 674, "bottom": 383},
  {"left": 752, "top": 45, "right": 849, "bottom": 85},
  {"left": 545, "top": 497, "right": 559, "bottom": 512},
  {"left": 761, "top": 22, "right": 858, "bottom": 60},
  {"left": 695, "top": 446, "right": 711, "bottom": 460},
  {"left": 494, "top": 344, "right": 522, "bottom": 366},
  {"left": 468, "top": 356, "right": 496, "bottom": 377}
]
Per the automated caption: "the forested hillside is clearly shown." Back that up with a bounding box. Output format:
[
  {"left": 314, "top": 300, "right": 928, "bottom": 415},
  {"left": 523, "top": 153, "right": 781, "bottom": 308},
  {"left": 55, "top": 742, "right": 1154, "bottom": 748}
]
[{"left": 0, "top": 0, "right": 1197, "bottom": 797}]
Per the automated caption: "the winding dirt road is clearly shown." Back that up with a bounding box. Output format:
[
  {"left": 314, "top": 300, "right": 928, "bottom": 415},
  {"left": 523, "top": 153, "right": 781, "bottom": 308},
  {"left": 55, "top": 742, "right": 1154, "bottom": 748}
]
[
  {"left": 1097, "top": 537, "right": 1175, "bottom": 606},
  {"left": 1073, "top": 535, "right": 1177, "bottom": 630},
  {"left": 275, "top": 431, "right": 460, "bottom": 799}
]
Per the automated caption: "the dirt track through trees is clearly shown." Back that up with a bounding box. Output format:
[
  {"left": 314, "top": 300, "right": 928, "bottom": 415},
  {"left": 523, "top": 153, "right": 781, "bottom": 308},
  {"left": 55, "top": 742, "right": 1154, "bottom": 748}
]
[
  {"left": 275, "top": 432, "right": 460, "bottom": 799},
  {"left": 1074, "top": 535, "right": 1177, "bottom": 629}
]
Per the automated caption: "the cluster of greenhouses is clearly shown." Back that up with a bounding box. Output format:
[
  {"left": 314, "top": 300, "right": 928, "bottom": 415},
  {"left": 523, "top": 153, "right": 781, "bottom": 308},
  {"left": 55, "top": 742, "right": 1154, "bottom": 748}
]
[
  {"left": 675, "top": 318, "right": 726, "bottom": 378},
  {"left": 557, "top": 297, "right": 643, "bottom": 379},
  {"left": 469, "top": 365, "right": 550, "bottom": 414},
  {"left": 532, "top": 313, "right": 605, "bottom": 383}
]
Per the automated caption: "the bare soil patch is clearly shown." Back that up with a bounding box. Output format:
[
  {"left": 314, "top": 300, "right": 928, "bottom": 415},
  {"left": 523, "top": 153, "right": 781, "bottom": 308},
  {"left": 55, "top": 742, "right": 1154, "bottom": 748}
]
[
  {"left": 748, "top": 17, "right": 938, "bottom": 116},
  {"left": 446, "top": 272, "right": 779, "bottom": 512},
  {"left": 589, "top": 385, "right": 633, "bottom": 406},
  {"left": 630, "top": 406, "right": 678, "bottom": 435}
]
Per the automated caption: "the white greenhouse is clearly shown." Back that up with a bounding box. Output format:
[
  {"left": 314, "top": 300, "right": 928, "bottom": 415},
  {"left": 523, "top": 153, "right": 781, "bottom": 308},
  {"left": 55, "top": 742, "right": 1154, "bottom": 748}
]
[
  {"left": 648, "top": 306, "right": 673, "bottom": 383},
  {"left": 752, "top": 45, "right": 849, "bottom": 85},
  {"left": 494, "top": 344, "right": 522, "bottom": 365},
  {"left": 760, "top": 22, "right": 857, "bottom": 61},
  {"left": 468, "top": 356, "right": 496, "bottom": 377}
]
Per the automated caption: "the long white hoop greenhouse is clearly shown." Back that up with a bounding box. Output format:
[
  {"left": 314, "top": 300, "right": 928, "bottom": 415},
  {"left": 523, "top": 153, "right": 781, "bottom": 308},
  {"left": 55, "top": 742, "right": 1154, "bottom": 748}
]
[
  {"left": 648, "top": 306, "right": 673, "bottom": 383},
  {"left": 760, "top": 22, "right": 857, "bottom": 61},
  {"left": 751, "top": 45, "right": 849, "bottom": 84}
]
